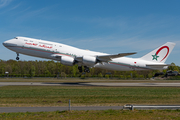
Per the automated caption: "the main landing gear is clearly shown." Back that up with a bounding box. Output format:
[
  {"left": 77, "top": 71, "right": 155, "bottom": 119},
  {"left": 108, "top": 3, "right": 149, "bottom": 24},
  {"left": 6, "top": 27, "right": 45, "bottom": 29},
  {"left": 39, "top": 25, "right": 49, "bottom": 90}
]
[
  {"left": 16, "top": 53, "right": 19, "bottom": 60},
  {"left": 78, "top": 66, "right": 83, "bottom": 73},
  {"left": 84, "top": 66, "right": 90, "bottom": 73},
  {"left": 78, "top": 66, "right": 90, "bottom": 73}
]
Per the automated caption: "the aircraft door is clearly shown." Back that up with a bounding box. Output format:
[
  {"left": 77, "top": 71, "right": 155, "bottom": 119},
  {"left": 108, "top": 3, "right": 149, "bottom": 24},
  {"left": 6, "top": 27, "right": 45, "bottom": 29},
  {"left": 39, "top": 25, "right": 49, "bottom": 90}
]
[{"left": 53, "top": 44, "right": 58, "bottom": 53}]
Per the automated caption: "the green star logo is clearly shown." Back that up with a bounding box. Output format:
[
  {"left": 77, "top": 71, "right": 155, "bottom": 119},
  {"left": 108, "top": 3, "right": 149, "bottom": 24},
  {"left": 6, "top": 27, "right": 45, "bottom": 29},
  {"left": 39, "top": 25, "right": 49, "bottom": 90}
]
[{"left": 152, "top": 53, "right": 159, "bottom": 61}]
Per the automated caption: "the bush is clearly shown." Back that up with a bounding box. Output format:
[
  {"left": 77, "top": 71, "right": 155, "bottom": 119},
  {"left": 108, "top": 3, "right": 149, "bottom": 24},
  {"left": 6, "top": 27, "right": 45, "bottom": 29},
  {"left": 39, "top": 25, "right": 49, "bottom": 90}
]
[
  {"left": 119, "top": 75, "right": 124, "bottom": 79},
  {"left": 81, "top": 75, "right": 85, "bottom": 79},
  {"left": 105, "top": 75, "right": 109, "bottom": 79}
]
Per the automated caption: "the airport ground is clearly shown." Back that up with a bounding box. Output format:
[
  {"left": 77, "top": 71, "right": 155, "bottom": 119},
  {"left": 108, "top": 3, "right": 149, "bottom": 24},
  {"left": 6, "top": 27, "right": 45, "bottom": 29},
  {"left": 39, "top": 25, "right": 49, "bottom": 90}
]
[
  {"left": 0, "top": 78, "right": 180, "bottom": 119},
  {"left": 1, "top": 109, "right": 180, "bottom": 120},
  {"left": 0, "top": 77, "right": 180, "bottom": 107}
]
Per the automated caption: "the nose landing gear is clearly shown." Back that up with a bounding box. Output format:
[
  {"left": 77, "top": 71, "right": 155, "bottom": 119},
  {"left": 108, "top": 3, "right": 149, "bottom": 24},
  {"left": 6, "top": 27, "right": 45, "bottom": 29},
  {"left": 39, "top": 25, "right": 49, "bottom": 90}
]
[{"left": 16, "top": 53, "right": 19, "bottom": 60}]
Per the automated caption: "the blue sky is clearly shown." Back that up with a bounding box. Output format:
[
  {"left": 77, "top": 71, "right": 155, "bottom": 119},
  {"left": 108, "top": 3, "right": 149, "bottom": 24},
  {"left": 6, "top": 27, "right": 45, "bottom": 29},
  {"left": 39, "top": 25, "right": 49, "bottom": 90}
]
[{"left": 0, "top": 0, "right": 180, "bottom": 65}]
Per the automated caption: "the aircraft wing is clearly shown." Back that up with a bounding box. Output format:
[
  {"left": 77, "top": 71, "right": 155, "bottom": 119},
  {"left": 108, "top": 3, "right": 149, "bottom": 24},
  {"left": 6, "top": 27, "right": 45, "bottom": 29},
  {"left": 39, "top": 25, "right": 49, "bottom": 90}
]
[
  {"left": 97, "top": 52, "right": 137, "bottom": 62},
  {"left": 52, "top": 52, "right": 136, "bottom": 63}
]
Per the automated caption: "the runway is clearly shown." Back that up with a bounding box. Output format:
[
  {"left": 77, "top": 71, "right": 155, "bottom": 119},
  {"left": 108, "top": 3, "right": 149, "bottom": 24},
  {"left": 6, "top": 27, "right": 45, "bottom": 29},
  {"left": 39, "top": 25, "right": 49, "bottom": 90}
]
[
  {"left": 1, "top": 105, "right": 180, "bottom": 113},
  {"left": 1, "top": 82, "right": 180, "bottom": 87}
]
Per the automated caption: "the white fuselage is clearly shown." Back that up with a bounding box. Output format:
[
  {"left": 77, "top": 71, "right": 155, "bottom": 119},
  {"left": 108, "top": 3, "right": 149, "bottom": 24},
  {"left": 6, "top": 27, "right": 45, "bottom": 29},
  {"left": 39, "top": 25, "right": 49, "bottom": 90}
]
[{"left": 3, "top": 37, "right": 167, "bottom": 71}]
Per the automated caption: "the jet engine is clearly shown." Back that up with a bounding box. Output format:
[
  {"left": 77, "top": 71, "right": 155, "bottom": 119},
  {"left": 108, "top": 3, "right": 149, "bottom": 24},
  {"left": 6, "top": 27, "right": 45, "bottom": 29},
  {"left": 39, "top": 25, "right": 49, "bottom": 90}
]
[
  {"left": 61, "top": 56, "right": 75, "bottom": 66},
  {"left": 82, "top": 56, "right": 97, "bottom": 66}
]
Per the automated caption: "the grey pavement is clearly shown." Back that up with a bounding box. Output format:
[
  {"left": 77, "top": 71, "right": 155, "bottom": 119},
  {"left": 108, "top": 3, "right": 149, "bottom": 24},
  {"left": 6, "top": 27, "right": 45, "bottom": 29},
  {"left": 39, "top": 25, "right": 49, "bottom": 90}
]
[
  {"left": 134, "top": 105, "right": 180, "bottom": 110},
  {"left": 1, "top": 105, "right": 180, "bottom": 113}
]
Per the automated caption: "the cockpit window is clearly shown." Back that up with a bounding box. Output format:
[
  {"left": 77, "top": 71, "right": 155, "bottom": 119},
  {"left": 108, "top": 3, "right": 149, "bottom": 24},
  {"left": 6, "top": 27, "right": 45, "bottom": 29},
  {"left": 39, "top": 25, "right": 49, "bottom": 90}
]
[{"left": 14, "top": 37, "right": 18, "bottom": 39}]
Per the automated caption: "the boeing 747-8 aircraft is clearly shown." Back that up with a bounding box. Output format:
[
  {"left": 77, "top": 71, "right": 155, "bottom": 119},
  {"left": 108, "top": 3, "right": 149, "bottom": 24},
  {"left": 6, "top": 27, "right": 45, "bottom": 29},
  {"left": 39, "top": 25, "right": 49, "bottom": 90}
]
[{"left": 3, "top": 37, "right": 176, "bottom": 73}]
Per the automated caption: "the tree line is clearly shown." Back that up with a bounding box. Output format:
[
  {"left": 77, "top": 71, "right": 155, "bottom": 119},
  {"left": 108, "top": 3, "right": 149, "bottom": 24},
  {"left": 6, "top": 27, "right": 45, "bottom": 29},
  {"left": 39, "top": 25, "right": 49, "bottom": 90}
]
[{"left": 0, "top": 59, "right": 179, "bottom": 79}]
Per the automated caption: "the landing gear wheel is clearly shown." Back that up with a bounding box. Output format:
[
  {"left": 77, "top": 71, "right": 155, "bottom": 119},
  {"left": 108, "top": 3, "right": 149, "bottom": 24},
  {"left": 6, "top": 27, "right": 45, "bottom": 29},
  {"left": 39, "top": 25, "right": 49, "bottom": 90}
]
[
  {"left": 78, "top": 66, "right": 82, "bottom": 73},
  {"left": 16, "top": 53, "right": 19, "bottom": 60},
  {"left": 84, "top": 66, "right": 90, "bottom": 73},
  {"left": 16, "top": 57, "right": 19, "bottom": 60}
]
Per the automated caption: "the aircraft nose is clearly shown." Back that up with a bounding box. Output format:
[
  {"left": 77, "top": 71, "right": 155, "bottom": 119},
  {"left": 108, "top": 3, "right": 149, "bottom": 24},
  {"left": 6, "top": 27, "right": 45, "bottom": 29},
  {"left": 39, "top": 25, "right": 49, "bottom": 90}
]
[
  {"left": 3, "top": 39, "right": 17, "bottom": 47},
  {"left": 3, "top": 41, "right": 8, "bottom": 47}
]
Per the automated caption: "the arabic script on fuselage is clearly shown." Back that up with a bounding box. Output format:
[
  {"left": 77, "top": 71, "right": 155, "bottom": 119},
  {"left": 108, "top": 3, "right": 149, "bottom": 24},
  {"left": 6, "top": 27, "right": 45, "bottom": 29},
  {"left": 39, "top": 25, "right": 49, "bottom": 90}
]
[{"left": 25, "top": 42, "right": 53, "bottom": 49}]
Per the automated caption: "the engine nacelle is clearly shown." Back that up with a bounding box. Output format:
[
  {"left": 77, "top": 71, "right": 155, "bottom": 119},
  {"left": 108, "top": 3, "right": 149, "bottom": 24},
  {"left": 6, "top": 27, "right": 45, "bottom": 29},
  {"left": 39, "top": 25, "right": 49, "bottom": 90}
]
[
  {"left": 83, "top": 56, "right": 97, "bottom": 66},
  {"left": 61, "top": 56, "right": 75, "bottom": 66}
]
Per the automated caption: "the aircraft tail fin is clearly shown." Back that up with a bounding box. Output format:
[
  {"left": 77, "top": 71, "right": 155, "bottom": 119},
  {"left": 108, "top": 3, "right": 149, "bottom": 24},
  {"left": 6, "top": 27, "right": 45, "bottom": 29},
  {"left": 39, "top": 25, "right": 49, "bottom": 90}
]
[{"left": 141, "top": 42, "right": 176, "bottom": 63}]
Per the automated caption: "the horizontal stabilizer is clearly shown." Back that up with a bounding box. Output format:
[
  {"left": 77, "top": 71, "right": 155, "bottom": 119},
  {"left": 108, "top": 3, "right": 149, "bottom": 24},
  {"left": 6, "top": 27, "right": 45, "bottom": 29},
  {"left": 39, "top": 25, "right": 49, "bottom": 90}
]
[
  {"left": 146, "top": 64, "right": 170, "bottom": 69},
  {"left": 97, "top": 52, "right": 137, "bottom": 62}
]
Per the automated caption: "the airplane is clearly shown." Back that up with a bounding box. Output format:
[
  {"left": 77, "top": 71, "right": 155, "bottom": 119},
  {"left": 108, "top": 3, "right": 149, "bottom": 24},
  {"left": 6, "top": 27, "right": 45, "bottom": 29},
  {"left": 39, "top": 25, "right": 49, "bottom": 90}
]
[{"left": 3, "top": 36, "right": 176, "bottom": 73}]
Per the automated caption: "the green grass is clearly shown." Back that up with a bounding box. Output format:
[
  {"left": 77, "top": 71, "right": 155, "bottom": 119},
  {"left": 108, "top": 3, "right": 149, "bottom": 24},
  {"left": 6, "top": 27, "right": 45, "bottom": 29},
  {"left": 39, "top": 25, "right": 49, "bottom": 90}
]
[
  {"left": 0, "top": 110, "right": 180, "bottom": 120},
  {"left": 0, "top": 86, "right": 180, "bottom": 107}
]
